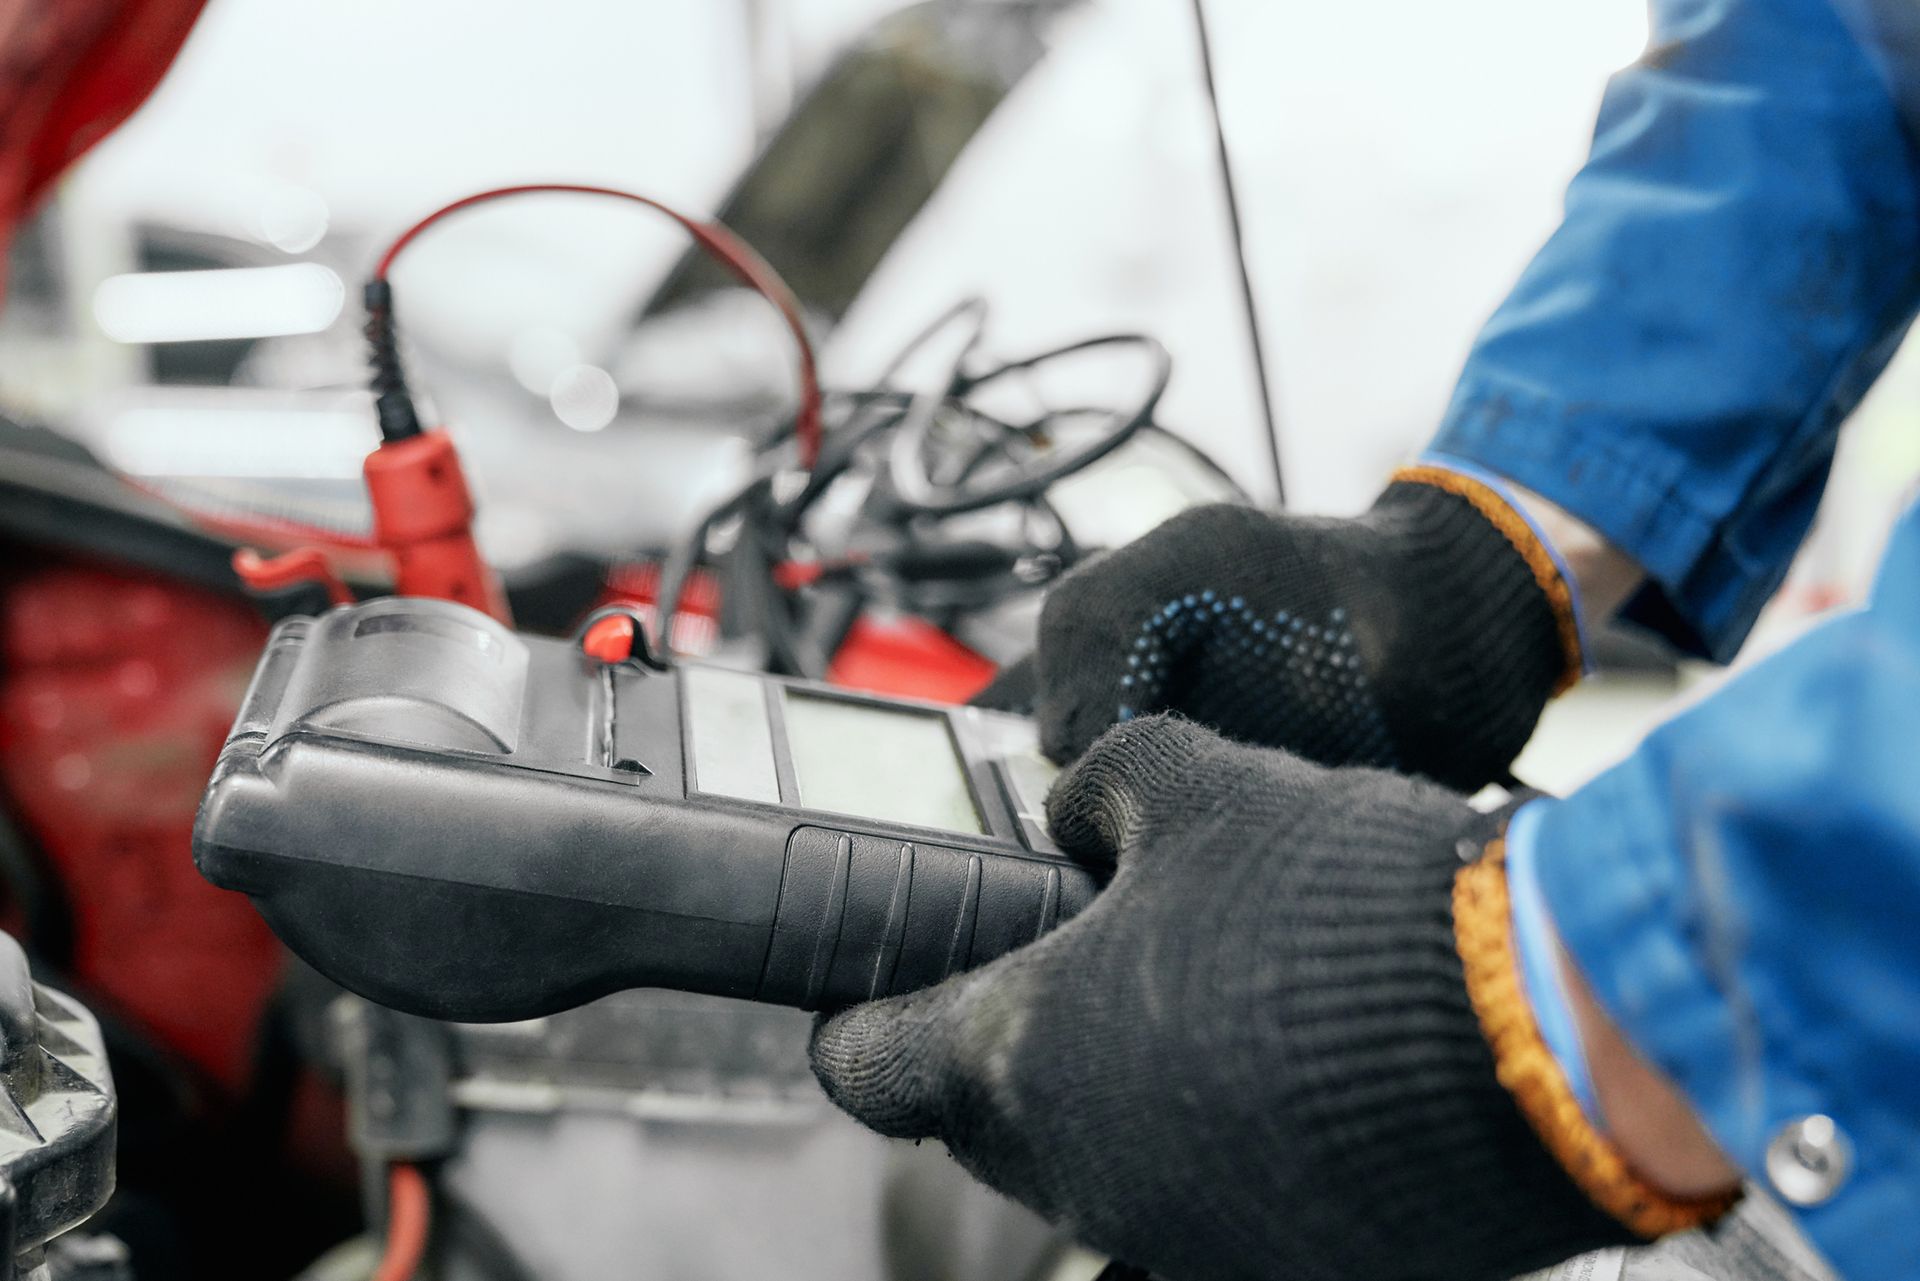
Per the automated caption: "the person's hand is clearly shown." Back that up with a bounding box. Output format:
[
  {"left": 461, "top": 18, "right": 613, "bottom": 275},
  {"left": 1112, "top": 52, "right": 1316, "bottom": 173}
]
[
  {"left": 811, "top": 716, "right": 1733, "bottom": 1281},
  {"left": 977, "top": 468, "right": 1581, "bottom": 789}
]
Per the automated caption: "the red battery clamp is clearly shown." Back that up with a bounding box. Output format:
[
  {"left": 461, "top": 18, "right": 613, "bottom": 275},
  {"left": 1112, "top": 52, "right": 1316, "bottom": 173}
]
[{"left": 234, "top": 184, "right": 822, "bottom": 628}]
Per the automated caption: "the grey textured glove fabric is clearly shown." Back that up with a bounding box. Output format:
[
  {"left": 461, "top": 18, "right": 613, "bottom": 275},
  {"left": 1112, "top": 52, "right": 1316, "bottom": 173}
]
[
  {"left": 810, "top": 715, "right": 1631, "bottom": 1281},
  {"left": 995, "top": 483, "right": 1566, "bottom": 790}
]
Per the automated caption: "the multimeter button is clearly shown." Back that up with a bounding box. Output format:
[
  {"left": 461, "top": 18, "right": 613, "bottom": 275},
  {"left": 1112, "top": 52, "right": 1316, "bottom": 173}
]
[{"left": 581, "top": 614, "right": 637, "bottom": 663}]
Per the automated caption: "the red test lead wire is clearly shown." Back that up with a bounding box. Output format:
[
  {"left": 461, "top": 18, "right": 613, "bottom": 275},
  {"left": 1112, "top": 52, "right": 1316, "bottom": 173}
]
[
  {"left": 370, "top": 183, "right": 823, "bottom": 468},
  {"left": 232, "top": 181, "right": 821, "bottom": 618},
  {"left": 372, "top": 1162, "right": 430, "bottom": 1281}
]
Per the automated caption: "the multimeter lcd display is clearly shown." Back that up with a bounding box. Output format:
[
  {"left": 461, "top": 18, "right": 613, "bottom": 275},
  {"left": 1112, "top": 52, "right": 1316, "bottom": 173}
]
[{"left": 780, "top": 691, "right": 986, "bottom": 834}]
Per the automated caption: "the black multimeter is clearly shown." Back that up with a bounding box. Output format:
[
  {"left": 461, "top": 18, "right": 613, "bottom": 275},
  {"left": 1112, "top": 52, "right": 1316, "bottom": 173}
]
[{"left": 191, "top": 596, "right": 1093, "bottom": 1022}]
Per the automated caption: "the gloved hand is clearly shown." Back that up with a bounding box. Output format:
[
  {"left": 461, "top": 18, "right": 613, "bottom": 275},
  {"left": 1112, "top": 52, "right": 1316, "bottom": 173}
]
[
  {"left": 811, "top": 716, "right": 1725, "bottom": 1281},
  {"left": 983, "top": 468, "right": 1581, "bottom": 789}
]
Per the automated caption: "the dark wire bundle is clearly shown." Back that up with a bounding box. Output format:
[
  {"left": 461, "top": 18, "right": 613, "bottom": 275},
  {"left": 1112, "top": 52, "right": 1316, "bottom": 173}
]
[{"left": 655, "top": 298, "right": 1243, "bottom": 678}]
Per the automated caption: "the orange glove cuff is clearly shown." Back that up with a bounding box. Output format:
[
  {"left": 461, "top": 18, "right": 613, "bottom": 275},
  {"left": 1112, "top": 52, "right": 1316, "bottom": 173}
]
[
  {"left": 1453, "top": 842, "right": 1739, "bottom": 1238},
  {"left": 1394, "top": 465, "right": 1584, "bottom": 695}
]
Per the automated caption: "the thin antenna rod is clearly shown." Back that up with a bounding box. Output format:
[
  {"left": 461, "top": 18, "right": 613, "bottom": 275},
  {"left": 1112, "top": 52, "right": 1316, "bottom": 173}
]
[{"left": 1189, "top": 0, "right": 1287, "bottom": 506}]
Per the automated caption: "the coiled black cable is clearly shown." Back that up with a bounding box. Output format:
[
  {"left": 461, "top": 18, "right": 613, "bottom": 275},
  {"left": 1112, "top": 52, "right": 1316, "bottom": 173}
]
[{"left": 654, "top": 300, "right": 1237, "bottom": 678}]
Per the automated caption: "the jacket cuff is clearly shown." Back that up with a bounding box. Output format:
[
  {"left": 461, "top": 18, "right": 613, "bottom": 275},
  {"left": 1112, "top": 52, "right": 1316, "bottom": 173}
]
[
  {"left": 1429, "top": 376, "right": 1772, "bottom": 663},
  {"left": 1503, "top": 800, "right": 1601, "bottom": 1123}
]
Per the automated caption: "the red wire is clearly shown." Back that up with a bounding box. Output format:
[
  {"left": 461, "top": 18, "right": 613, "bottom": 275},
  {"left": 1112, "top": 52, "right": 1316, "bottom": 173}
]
[
  {"left": 372, "top": 183, "right": 823, "bottom": 467},
  {"left": 372, "top": 1163, "right": 431, "bottom": 1281}
]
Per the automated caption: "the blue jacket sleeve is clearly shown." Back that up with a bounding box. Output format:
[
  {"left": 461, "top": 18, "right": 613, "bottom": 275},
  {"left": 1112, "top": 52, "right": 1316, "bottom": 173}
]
[
  {"left": 1521, "top": 498, "right": 1920, "bottom": 1281},
  {"left": 1428, "top": 0, "right": 1920, "bottom": 660}
]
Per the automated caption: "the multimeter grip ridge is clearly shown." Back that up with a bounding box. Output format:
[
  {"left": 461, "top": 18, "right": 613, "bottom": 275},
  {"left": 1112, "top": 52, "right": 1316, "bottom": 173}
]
[{"left": 758, "top": 827, "right": 1096, "bottom": 1009}]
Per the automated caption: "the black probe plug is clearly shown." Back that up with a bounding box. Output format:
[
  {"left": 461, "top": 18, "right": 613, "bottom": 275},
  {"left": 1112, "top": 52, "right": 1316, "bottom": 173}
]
[
  {"left": 780, "top": 542, "right": 1022, "bottom": 589},
  {"left": 363, "top": 279, "right": 423, "bottom": 443},
  {"left": 884, "top": 540, "right": 1026, "bottom": 582}
]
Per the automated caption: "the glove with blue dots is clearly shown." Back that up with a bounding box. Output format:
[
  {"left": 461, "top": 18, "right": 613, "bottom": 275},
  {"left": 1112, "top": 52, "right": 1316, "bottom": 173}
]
[{"left": 1005, "top": 472, "right": 1580, "bottom": 790}]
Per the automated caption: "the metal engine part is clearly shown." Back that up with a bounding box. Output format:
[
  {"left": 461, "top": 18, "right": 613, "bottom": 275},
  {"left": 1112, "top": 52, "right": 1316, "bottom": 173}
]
[
  {"left": 0, "top": 934, "right": 116, "bottom": 1281},
  {"left": 330, "top": 987, "right": 1065, "bottom": 1281}
]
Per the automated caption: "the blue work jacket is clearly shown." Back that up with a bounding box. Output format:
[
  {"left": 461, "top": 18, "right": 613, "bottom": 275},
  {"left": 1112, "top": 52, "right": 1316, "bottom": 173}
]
[{"left": 1426, "top": 0, "right": 1920, "bottom": 1276}]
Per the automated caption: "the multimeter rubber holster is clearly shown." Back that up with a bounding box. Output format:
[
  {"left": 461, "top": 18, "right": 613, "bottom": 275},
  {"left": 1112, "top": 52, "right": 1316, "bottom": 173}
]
[{"left": 193, "top": 597, "right": 1095, "bottom": 1021}]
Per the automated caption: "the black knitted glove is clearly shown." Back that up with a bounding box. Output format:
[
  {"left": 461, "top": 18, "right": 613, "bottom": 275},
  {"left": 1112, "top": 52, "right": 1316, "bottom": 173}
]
[
  {"left": 998, "top": 470, "right": 1579, "bottom": 789},
  {"left": 810, "top": 715, "right": 1633, "bottom": 1281}
]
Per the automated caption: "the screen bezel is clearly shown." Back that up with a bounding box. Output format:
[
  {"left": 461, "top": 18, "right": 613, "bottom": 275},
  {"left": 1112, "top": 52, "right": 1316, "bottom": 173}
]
[
  {"left": 778, "top": 686, "right": 987, "bottom": 835},
  {"left": 676, "top": 664, "right": 1052, "bottom": 855}
]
